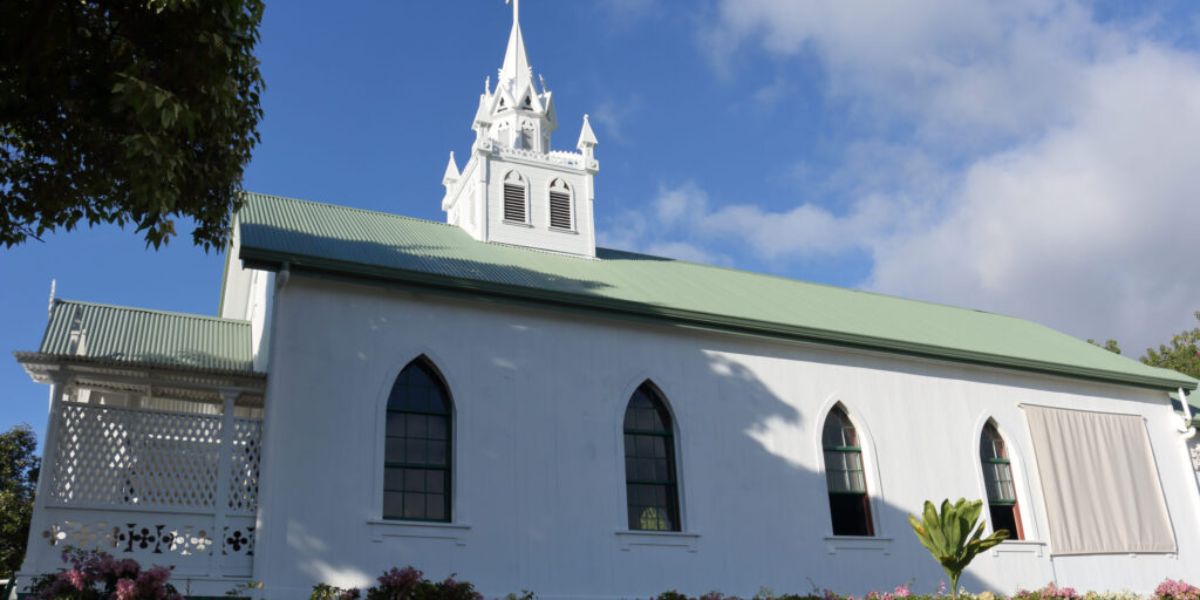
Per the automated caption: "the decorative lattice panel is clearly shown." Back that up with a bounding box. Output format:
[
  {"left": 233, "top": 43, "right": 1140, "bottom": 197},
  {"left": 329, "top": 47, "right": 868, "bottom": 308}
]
[
  {"left": 39, "top": 514, "right": 257, "bottom": 577},
  {"left": 228, "top": 418, "right": 262, "bottom": 513},
  {"left": 51, "top": 403, "right": 229, "bottom": 509}
]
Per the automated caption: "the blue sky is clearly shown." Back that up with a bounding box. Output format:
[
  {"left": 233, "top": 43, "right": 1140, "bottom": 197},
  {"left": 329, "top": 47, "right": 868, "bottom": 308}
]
[{"left": 4, "top": 0, "right": 1200, "bottom": 440}]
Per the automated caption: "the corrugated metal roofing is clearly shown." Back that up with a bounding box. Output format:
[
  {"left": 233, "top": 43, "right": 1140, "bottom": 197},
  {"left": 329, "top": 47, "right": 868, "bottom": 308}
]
[
  {"left": 39, "top": 299, "right": 256, "bottom": 373},
  {"left": 236, "top": 192, "right": 1198, "bottom": 391}
]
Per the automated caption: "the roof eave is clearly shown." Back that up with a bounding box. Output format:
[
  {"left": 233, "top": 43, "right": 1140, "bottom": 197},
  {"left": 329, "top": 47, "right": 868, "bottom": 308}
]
[
  {"left": 15, "top": 351, "right": 267, "bottom": 389},
  {"left": 240, "top": 245, "right": 1198, "bottom": 393}
]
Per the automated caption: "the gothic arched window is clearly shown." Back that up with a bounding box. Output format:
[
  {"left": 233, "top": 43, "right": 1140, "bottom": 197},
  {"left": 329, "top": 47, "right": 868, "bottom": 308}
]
[
  {"left": 623, "top": 382, "right": 680, "bottom": 531},
  {"left": 384, "top": 357, "right": 452, "bottom": 522},
  {"left": 502, "top": 171, "right": 528, "bottom": 223},
  {"left": 981, "top": 421, "right": 1023, "bottom": 539},
  {"left": 822, "top": 404, "right": 873, "bottom": 536},
  {"left": 548, "top": 179, "right": 573, "bottom": 230}
]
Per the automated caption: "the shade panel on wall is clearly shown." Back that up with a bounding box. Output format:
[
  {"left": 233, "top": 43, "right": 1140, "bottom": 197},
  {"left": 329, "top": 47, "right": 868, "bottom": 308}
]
[{"left": 1024, "top": 405, "right": 1176, "bottom": 555}]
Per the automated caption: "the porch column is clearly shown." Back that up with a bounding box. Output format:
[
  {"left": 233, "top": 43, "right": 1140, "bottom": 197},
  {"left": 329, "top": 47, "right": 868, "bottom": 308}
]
[
  {"left": 212, "top": 389, "right": 239, "bottom": 574},
  {"left": 18, "top": 371, "right": 73, "bottom": 576}
]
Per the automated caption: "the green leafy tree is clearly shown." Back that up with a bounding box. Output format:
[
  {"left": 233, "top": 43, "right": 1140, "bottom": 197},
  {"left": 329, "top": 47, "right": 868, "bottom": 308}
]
[
  {"left": 1086, "top": 338, "right": 1122, "bottom": 355},
  {"left": 908, "top": 498, "right": 1008, "bottom": 599},
  {"left": 1142, "top": 311, "right": 1200, "bottom": 380},
  {"left": 0, "top": 0, "right": 265, "bottom": 249},
  {"left": 0, "top": 425, "right": 40, "bottom": 579}
]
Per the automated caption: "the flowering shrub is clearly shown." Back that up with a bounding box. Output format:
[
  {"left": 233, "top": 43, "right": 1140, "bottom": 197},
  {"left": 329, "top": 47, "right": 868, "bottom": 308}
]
[
  {"left": 312, "top": 574, "right": 1197, "bottom": 600},
  {"left": 867, "top": 585, "right": 915, "bottom": 600},
  {"left": 28, "top": 549, "right": 181, "bottom": 600},
  {"left": 309, "top": 566, "right": 481, "bottom": 600},
  {"left": 311, "top": 583, "right": 362, "bottom": 600},
  {"left": 1014, "top": 584, "right": 1081, "bottom": 600},
  {"left": 1156, "top": 580, "right": 1200, "bottom": 600}
]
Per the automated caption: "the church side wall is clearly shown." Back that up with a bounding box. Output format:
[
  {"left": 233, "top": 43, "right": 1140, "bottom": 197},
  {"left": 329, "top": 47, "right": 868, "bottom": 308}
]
[
  {"left": 254, "top": 275, "right": 1200, "bottom": 599},
  {"left": 219, "top": 223, "right": 274, "bottom": 370},
  {"left": 219, "top": 223, "right": 253, "bottom": 321}
]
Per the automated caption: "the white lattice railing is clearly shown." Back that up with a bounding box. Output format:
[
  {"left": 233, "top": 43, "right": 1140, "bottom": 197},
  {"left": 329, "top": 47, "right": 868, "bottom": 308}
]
[
  {"left": 48, "top": 402, "right": 261, "bottom": 513},
  {"left": 29, "top": 400, "right": 263, "bottom": 580}
]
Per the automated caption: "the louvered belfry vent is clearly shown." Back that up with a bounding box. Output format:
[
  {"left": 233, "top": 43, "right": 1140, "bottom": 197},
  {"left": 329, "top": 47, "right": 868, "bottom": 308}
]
[
  {"left": 503, "top": 183, "right": 526, "bottom": 222},
  {"left": 549, "top": 191, "right": 572, "bottom": 229}
]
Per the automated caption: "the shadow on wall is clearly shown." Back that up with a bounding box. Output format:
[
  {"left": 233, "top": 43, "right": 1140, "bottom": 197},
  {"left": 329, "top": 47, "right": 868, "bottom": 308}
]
[
  {"left": 248, "top": 239, "right": 1001, "bottom": 599},
  {"left": 255, "top": 282, "right": 1003, "bottom": 600}
]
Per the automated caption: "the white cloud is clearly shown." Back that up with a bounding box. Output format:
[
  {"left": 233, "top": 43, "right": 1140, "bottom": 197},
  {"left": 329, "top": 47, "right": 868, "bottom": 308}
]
[
  {"left": 616, "top": 0, "right": 1200, "bottom": 353},
  {"left": 590, "top": 96, "right": 642, "bottom": 144},
  {"left": 869, "top": 46, "right": 1200, "bottom": 352}
]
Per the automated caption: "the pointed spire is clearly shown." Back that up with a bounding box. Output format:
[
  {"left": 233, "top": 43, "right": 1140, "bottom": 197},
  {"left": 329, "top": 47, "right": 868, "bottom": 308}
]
[
  {"left": 442, "top": 152, "right": 460, "bottom": 187},
  {"left": 499, "top": 0, "right": 533, "bottom": 92},
  {"left": 577, "top": 114, "right": 598, "bottom": 149}
]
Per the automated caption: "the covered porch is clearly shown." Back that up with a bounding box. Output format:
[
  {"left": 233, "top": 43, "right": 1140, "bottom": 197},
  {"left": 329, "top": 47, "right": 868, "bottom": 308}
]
[{"left": 13, "top": 300, "right": 267, "bottom": 596}]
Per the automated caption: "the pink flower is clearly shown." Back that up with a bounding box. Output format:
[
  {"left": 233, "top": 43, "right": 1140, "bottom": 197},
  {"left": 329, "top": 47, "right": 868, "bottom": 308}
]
[
  {"left": 61, "top": 568, "right": 87, "bottom": 591},
  {"left": 893, "top": 584, "right": 912, "bottom": 598},
  {"left": 1156, "top": 579, "right": 1200, "bottom": 600},
  {"left": 116, "top": 578, "right": 139, "bottom": 600},
  {"left": 376, "top": 566, "right": 423, "bottom": 590}
]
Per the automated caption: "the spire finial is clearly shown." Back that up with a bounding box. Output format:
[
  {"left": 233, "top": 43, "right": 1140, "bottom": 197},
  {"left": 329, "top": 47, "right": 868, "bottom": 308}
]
[
  {"left": 499, "top": 0, "right": 532, "bottom": 90},
  {"left": 443, "top": 151, "right": 461, "bottom": 187},
  {"left": 578, "top": 114, "right": 598, "bottom": 147}
]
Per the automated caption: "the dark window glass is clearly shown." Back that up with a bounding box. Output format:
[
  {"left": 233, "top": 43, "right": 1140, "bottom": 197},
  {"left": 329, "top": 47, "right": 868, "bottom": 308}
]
[
  {"left": 384, "top": 358, "right": 452, "bottom": 522},
  {"left": 980, "top": 422, "right": 1022, "bottom": 539},
  {"left": 823, "top": 405, "right": 873, "bottom": 536},
  {"left": 623, "top": 383, "right": 680, "bottom": 532}
]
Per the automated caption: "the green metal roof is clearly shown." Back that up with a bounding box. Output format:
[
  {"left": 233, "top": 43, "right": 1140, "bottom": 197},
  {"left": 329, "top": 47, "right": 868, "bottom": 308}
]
[
  {"left": 235, "top": 192, "right": 1198, "bottom": 392},
  {"left": 37, "top": 299, "right": 256, "bottom": 374}
]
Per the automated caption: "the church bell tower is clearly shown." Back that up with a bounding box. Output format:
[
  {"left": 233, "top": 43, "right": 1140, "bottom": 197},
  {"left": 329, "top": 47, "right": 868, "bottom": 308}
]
[{"left": 440, "top": 0, "right": 600, "bottom": 258}]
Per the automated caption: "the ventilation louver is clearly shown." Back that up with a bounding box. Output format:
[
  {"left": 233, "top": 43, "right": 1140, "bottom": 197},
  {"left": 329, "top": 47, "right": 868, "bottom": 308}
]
[
  {"left": 549, "top": 191, "right": 572, "bottom": 229},
  {"left": 504, "top": 184, "right": 527, "bottom": 222}
]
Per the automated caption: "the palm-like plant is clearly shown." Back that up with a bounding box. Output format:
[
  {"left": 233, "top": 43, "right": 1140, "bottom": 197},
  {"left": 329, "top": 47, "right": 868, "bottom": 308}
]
[{"left": 908, "top": 498, "right": 1009, "bottom": 599}]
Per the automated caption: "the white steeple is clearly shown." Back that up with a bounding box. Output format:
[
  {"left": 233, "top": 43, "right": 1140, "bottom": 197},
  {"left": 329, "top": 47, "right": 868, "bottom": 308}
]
[
  {"left": 440, "top": 0, "right": 600, "bottom": 258},
  {"left": 498, "top": 0, "right": 533, "bottom": 97}
]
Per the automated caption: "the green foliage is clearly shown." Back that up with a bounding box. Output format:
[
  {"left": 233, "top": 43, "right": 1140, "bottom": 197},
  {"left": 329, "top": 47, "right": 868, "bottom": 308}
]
[
  {"left": 310, "top": 583, "right": 360, "bottom": 600},
  {"left": 907, "top": 498, "right": 1008, "bottom": 599},
  {"left": 1141, "top": 312, "right": 1200, "bottom": 380},
  {"left": 1086, "top": 339, "right": 1122, "bottom": 355},
  {"left": 0, "top": 0, "right": 265, "bottom": 250},
  {"left": 0, "top": 424, "right": 39, "bottom": 579}
]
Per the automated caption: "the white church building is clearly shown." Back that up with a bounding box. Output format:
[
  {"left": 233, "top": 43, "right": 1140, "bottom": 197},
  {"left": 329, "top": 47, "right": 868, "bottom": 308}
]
[{"left": 13, "top": 5, "right": 1200, "bottom": 599}]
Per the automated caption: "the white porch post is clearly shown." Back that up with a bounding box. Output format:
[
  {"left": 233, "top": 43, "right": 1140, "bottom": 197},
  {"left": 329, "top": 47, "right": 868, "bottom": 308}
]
[
  {"left": 212, "top": 389, "right": 239, "bottom": 576},
  {"left": 18, "top": 372, "right": 73, "bottom": 579}
]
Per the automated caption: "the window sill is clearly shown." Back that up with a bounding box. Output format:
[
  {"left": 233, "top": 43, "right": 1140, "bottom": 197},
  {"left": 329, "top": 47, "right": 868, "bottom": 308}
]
[
  {"left": 823, "top": 535, "right": 894, "bottom": 555},
  {"left": 502, "top": 219, "right": 533, "bottom": 228},
  {"left": 367, "top": 520, "right": 470, "bottom": 545},
  {"left": 615, "top": 530, "right": 700, "bottom": 552},
  {"left": 548, "top": 226, "right": 578, "bottom": 235},
  {"left": 990, "top": 540, "right": 1045, "bottom": 557}
]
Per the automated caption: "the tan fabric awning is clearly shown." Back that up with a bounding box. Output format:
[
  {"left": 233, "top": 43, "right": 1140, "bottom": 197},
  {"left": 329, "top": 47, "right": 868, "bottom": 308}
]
[{"left": 1025, "top": 405, "right": 1176, "bottom": 555}]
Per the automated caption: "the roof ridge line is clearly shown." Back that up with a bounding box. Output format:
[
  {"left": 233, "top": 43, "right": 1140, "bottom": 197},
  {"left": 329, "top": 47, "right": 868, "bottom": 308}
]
[{"left": 52, "top": 298, "right": 251, "bottom": 326}]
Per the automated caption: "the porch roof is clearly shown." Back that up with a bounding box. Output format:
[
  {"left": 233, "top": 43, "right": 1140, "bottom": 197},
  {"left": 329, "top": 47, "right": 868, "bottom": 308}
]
[
  {"left": 28, "top": 299, "right": 258, "bottom": 374},
  {"left": 235, "top": 192, "right": 1196, "bottom": 392}
]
